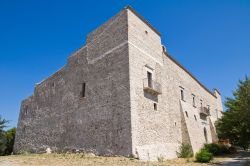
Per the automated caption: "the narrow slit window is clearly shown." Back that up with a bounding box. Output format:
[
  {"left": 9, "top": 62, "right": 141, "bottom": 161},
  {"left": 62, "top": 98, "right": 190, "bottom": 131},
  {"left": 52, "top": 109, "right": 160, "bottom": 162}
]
[
  {"left": 181, "top": 89, "right": 184, "bottom": 101},
  {"left": 81, "top": 83, "right": 86, "bottom": 98},
  {"left": 194, "top": 115, "right": 197, "bottom": 121},
  {"left": 154, "top": 103, "right": 157, "bottom": 111},
  {"left": 192, "top": 95, "right": 196, "bottom": 107},
  {"left": 185, "top": 111, "right": 188, "bottom": 117}
]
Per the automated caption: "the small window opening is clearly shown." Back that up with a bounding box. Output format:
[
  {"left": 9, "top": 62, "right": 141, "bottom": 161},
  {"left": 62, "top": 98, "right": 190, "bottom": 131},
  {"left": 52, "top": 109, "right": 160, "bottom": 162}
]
[
  {"left": 81, "top": 83, "right": 86, "bottom": 98},
  {"left": 200, "top": 99, "right": 203, "bottom": 107},
  {"left": 185, "top": 111, "right": 188, "bottom": 117},
  {"left": 194, "top": 115, "right": 197, "bottom": 121},
  {"left": 147, "top": 71, "right": 152, "bottom": 88},
  {"left": 174, "top": 122, "right": 177, "bottom": 126},
  {"left": 204, "top": 128, "right": 208, "bottom": 143},
  {"left": 154, "top": 103, "right": 157, "bottom": 110},
  {"left": 181, "top": 89, "right": 184, "bottom": 101},
  {"left": 145, "top": 30, "right": 148, "bottom": 34},
  {"left": 192, "top": 95, "right": 196, "bottom": 107}
]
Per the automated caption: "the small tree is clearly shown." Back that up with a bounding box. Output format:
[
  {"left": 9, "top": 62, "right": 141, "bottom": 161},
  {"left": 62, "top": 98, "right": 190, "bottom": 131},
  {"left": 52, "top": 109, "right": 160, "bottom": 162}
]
[
  {"left": 177, "top": 143, "right": 193, "bottom": 158},
  {"left": 216, "top": 76, "right": 250, "bottom": 150},
  {"left": 4, "top": 128, "right": 16, "bottom": 155},
  {"left": 0, "top": 116, "right": 8, "bottom": 155}
]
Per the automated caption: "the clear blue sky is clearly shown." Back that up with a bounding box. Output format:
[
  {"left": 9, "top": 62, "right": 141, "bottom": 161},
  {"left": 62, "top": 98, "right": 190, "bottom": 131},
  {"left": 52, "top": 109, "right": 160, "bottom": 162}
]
[{"left": 0, "top": 0, "right": 249, "bottom": 128}]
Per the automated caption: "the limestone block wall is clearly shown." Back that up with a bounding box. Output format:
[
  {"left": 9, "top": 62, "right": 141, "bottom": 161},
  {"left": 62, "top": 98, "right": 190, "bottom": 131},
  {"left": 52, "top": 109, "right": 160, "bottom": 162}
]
[
  {"left": 128, "top": 9, "right": 180, "bottom": 161},
  {"left": 180, "top": 101, "right": 212, "bottom": 153},
  {"left": 127, "top": 7, "right": 223, "bottom": 160},
  {"left": 14, "top": 9, "right": 132, "bottom": 156}
]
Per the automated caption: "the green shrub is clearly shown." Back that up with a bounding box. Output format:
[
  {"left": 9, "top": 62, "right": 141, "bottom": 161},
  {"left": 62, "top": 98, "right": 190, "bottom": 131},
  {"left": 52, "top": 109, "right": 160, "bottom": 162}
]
[
  {"left": 204, "top": 143, "right": 231, "bottom": 156},
  {"left": 204, "top": 143, "right": 221, "bottom": 156},
  {"left": 195, "top": 149, "right": 213, "bottom": 163},
  {"left": 177, "top": 143, "right": 193, "bottom": 158},
  {"left": 218, "top": 144, "right": 230, "bottom": 154}
]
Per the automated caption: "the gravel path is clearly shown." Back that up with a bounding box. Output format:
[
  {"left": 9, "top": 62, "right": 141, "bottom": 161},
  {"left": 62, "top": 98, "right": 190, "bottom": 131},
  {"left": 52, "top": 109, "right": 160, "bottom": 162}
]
[
  {"left": 216, "top": 151, "right": 250, "bottom": 166},
  {"left": 0, "top": 161, "right": 17, "bottom": 166}
]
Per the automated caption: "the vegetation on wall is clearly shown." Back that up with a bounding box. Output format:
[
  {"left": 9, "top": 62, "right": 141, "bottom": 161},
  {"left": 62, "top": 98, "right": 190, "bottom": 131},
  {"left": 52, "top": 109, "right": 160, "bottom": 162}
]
[
  {"left": 0, "top": 116, "right": 16, "bottom": 156},
  {"left": 216, "top": 76, "right": 250, "bottom": 150}
]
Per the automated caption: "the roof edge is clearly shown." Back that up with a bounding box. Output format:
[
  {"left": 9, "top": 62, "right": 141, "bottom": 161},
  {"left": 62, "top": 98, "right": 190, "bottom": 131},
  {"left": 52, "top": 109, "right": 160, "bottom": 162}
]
[
  {"left": 213, "top": 88, "right": 221, "bottom": 95},
  {"left": 163, "top": 51, "right": 217, "bottom": 98},
  {"left": 125, "top": 6, "right": 161, "bottom": 37}
]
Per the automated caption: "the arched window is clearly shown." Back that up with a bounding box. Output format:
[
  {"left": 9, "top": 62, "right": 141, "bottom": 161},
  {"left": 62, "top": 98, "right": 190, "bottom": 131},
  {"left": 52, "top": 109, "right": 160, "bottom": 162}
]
[{"left": 204, "top": 128, "right": 208, "bottom": 143}]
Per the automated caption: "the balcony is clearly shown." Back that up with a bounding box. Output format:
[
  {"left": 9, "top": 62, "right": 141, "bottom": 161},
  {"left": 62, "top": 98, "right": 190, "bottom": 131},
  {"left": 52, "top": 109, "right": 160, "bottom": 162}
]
[
  {"left": 143, "top": 78, "right": 162, "bottom": 95},
  {"left": 199, "top": 107, "right": 210, "bottom": 116}
]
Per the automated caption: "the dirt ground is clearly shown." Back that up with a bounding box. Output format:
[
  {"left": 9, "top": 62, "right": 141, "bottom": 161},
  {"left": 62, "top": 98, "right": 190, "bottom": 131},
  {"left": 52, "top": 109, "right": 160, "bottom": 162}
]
[{"left": 0, "top": 153, "right": 232, "bottom": 166}]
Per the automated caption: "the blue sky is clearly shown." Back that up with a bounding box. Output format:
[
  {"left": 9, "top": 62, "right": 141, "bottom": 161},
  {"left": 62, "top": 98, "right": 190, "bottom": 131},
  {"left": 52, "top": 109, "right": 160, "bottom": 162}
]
[{"left": 0, "top": 0, "right": 249, "bottom": 128}]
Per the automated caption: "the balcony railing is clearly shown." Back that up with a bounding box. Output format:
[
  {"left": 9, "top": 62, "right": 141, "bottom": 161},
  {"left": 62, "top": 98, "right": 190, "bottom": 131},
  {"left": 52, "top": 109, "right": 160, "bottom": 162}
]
[
  {"left": 143, "top": 78, "right": 162, "bottom": 95},
  {"left": 199, "top": 107, "right": 210, "bottom": 116}
]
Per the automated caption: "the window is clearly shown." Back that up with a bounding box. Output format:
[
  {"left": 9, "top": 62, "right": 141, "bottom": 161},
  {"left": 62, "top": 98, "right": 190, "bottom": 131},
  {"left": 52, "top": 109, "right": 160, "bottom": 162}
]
[
  {"left": 194, "top": 115, "right": 197, "bottom": 121},
  {"left": 154, "top": 103, "right": 157, "bottom": 110},
  {"left": 200, "top": 99, "right": 203, "bottom": 107},
  {"left": 185, "top": 111, "right": 188, "bottom": 117},
  {"left": 181, "top": 89, "right": 184, "bottom": 101},
  {"left": 192, "top": 95, "right": 196, "bottom": 107},
  {"left": 81, "top": 83, "right": 86, "bottom": 98},
  {"left": 204, "top": 128, "right": 208, "bottom": 143},
  {"left": 147, "top": 71, "right": 152, "bottom": 88}
]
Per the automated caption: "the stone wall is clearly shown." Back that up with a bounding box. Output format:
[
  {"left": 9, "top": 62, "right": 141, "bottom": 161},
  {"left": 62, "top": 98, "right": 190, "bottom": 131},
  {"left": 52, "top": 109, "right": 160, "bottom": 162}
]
[
  {"left": 126, "top": 7, "right": 223, "bottom": 160},
  {"left": 14, "top": 9, "right": 132, "bottom": 156}
]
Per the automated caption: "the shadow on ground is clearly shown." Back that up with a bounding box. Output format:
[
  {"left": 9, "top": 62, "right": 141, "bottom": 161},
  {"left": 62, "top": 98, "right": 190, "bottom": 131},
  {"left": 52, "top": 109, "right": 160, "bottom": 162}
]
[{"left": 216, "top": 151, "right": 250, "bottom": 166}]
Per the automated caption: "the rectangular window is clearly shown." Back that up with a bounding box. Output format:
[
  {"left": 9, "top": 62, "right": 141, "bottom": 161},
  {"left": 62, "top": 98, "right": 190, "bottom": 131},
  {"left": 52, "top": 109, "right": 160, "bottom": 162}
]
[
  {"left": 147, "top": 71, "right": 152, "bottom": 88},
  {"left": 192, "top": 95, "right": 196, "bottom": 107},
  {"left": 181, "top": 89, "right": 184, "bottom": 101},
  {"left": 154, "top": 103, "right": 157, "bottom": 110},
  {"left": 81, "top": 83, "right": 86, "bottom": 98}
]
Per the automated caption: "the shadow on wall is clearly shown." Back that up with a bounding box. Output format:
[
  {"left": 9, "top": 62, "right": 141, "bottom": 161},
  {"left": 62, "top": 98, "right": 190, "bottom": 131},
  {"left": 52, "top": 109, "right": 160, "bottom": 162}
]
[{"left": 144, "top": 91, "right": 158, "bottom": 102}]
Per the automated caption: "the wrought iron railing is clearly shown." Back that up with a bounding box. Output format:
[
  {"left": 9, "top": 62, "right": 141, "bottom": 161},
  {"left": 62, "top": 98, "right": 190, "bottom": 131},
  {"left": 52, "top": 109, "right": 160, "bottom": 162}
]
[{"left": 143, "top": 78, "right": 162, "bottom": 95}]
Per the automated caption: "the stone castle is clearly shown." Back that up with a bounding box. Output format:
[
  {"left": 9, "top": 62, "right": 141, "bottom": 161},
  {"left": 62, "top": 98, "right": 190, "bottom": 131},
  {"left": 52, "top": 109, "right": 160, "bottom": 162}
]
[{"left": 14, "top": 6, "right": 223, "bottom": 161}]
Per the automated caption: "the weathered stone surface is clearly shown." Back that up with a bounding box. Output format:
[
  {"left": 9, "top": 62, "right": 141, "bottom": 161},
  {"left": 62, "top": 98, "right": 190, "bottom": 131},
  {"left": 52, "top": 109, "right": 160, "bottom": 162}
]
[{"left": 14, "top": 6, "right": 223, "bottom": 161}]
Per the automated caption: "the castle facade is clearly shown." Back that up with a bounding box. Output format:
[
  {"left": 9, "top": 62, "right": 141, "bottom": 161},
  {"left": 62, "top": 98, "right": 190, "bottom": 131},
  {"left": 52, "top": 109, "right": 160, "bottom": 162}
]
[{"left": 14, "top": 6, "right": 223, "bottom": 161}]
